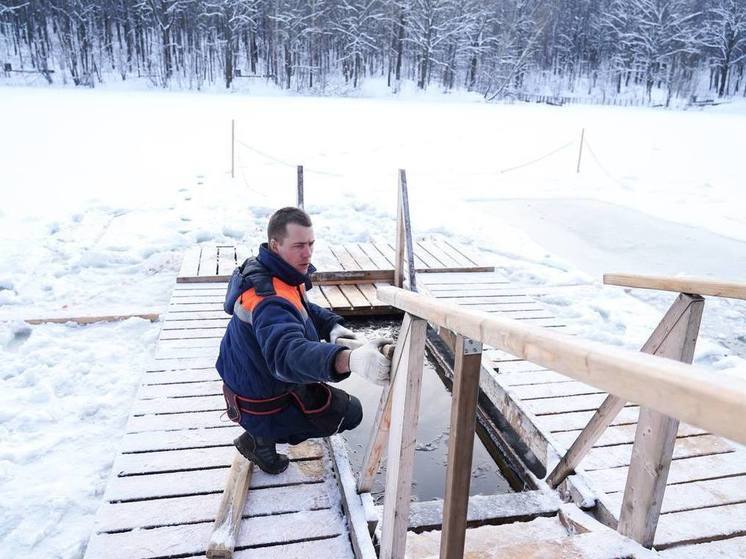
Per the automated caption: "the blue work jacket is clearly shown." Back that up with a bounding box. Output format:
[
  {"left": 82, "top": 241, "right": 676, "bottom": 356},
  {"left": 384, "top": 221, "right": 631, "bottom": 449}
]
[{"left": 216, "top": 243, "right": 348, "bottom": 440}]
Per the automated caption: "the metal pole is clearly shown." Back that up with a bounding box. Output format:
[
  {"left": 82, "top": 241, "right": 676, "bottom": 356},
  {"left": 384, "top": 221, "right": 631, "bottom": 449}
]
[{"left": 576, "top": 127, "right": 585, "bottom": 174}]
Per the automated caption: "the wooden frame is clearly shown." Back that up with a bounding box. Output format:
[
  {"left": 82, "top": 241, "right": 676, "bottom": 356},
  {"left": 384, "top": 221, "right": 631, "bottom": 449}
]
[
  {"left": 379, "top": 313, "right": 427, "bottom": 559},
  {"left": 604, "top": 273, "right": 746, "bottom": 300},
  {"left": 376, "top": 285, "right": 746, "bottom": 446},
  {"left": 440, "top": 334, "right": 483, "bottom": 558},
  {"left": 546, "top": 293, "right": 705, "bottom": 488}
]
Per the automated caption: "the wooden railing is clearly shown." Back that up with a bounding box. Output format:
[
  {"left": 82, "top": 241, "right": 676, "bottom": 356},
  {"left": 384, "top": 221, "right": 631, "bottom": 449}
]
[{"left": 361, "top": 277, "right": 746, "bottom": 558}]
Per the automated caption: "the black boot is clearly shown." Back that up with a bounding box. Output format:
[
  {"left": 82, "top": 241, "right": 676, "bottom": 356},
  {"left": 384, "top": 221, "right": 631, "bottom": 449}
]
[{"left": 234, "top": 432, "right": 289, "bottom": 475}]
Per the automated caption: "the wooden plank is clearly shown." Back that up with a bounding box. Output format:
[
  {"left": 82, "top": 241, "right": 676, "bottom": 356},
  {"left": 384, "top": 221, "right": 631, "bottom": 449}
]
[
  {"left": 358, "top": 242, "right": 393, "bottom": 269},
  {"left": 656, "top": 502, "right": 746, "bottom": 549},
  {"left": 581, "top": 434, "right": 732, "bottom": 471},
  {"left": 441, "top": 335, "right": 483, "bottom": 559},
  {"left": 376, "top": 491, "right": 561, "bottom": 533},
  {"left": 430, "top": 240, "right": 476, "bottom": 268},
  {"left": 329, "top": 244, "right": 362, "bottom": 271},
  {"left": 441, "top": 239, "right": 482, "bottom": 267},
  {"left": 7, "top": 311, "right": 161, "bottom": 325},
  {"left": 84, "top": 508, "right": 346, "bottom": 559},
  {"left": 415, "top": 271, "right": 508, "bottom": 285},
  {"left": 411, "top": 241, "right": 442, "bottom": 269},
  {"left": 380, "top": 314, "right": 427, "bottom": 559},
  {"left": 619, "top": 294, "right": 705, "bottom": 547},
  {"left": 604, "top": 273, "right": 746, "bottom": 301},
  {"left": 438, "top": 295, "right": 535, "bottom": 305},
  {"left": 320, "top": 285, "right": 352, "bottom": 309},
  {"left": 376, "top": 286, "right": 746, "bottom": 447},
  {"left": 306, "top": 286, "right": 331, "bottom": 309},
  {"left": 154, "top": 346, "right": 218, "bottom": 360},
  {"left": 206, "top": 452, "right": 253, "bottom": 558},
  {"left": 147, "top": 357, "right": 217, "bottom": 371},
  {"left": 138, "top": 379, "right": 222, "bottom": 399},
  {"left": 418, "top": 240, "right": 463, "bottom": 268},
  {"left": 157, "top": 337, "right": 222, "bottom": 349},
  {"left": 177, "top": 246, "right": 202, "bottom": 279},
  {"left": 512, "top": 380, "right": 604, "bottom": 400},
  {"left": 606, "top": 474, "right": 746, "bottom": 517},
  {"left": 232, "top": 536, "right": 353, "bottom": 559},
  {"left": 95, "top": 479, "right": 334, "bottom": 533},
  {"left": 132, "top": 394, "right": 225, "bottom": 415},
  {"left": 199, "top": 245, "right": 219, "bottom": 277},
  {"left": 105, "top": 459, "right": 327, "bottom": 501},
  {"left": 584, "top": 451, "right": 746, "bottom": 494},
  {"left": 216, "top": 246, "right": 237, "bottom": 277},
  {"left": 356, "top": 283, "right": 384, "bottom": 306},
  {"left": 168, "top": 302, "right": 225, "bottom": 312},
  {"left": 142, "top": 368, "right": 220, "bottom": 384},
  {"left": 523, "top": 393, "right": 614, "bottom": 416},
  {"left": 327, "top": 436, "right": 377, "bottom": 559},
  {"left": 343, "top": 243, "right": 379, "bottom": 270},
  {"left": 498, "top": 371, "right": 575, "bottom": 386},
  {"left": 535, "top": 407, "right": 641, "bottom": 433},
  {"left": 126, "top": 410, "right": 224, "bottom": 432},
  {"left": 165, "top": 294, "right": 224, "bottom": 304},
  {"left": 369, "top": 242, "right": 397, "bottom": 268},
  {"left": 173, "top": 282, "right": 229, "bottom": 292},
  {"left": 551, "top": 423, "right": 706, "bottom": 450},
  {"left": 120, "top": 426, "right": 243, "bottom": 453},
  {"left": 163, "top": 310, "right": 230, "bottom": 322},
  {"left": 659, "top": 534, "right": 746, "bottom": 557},
  {"left": 338, "top": 284, "right": 371, "bottom": 309},
  {"left": 160, "top": 328, "right": 224, "bottom": 340}
]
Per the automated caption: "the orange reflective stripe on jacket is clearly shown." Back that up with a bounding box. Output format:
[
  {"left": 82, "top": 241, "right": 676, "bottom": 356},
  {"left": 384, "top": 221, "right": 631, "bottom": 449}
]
[{"left": 239, "top": 277, "right": 306, "bottom": 315}]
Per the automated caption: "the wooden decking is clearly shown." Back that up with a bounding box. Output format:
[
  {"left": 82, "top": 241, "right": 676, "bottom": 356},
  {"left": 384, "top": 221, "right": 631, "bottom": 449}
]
[
  {"left": 417, "top": 271, "right": 746, "bottom": 556},
  {"left": 83, "top": 280, "right": 360, "bottom": 559}
]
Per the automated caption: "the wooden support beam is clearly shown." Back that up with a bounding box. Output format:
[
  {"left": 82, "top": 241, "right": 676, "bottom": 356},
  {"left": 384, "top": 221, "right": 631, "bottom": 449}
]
[
  {"left": 394, "top": 169, "right": 416, "bottom": 291},
  {"left": 604, "top": 273, "right": 746, "bottom": 300},
  {"left": 376, "top": 286, "right": 746, "bottom": 446},
  {"left": 440, "top": 335, "right": 483, "bottom": 559},
  {"left": 327, "top": 436, "right": 377, "bottom": 559},
  {"left": 357, "top": 313, "right": 413, "bottom": 493},
  {"left": 206, "top": 452, "right": 253, "bottom": 559},
  {"left": 1, "top": 310, "right": 162, "bottom": 325},
  {"left": 379, "top": 313, "right": 427, "bottom": 559},
  {"left": 618, "top": 293, "right": 704, "bottom": 548},
  {"left": 546, "top": 293, "right": 703, "bottom": 487}
]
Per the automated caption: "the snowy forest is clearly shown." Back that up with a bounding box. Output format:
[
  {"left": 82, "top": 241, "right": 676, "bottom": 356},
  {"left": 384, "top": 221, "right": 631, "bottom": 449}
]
[{"left": 1, "top": 0, "right": 745, "bottom": 103}]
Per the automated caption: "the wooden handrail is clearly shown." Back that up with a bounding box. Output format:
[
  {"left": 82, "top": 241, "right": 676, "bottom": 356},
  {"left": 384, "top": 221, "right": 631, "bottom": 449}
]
[
  {"left": 376, "top": 285, "right": 746, "bottom": 445},
  {"left": 604, "top": 273, "right": 746, "bottom": 300}
]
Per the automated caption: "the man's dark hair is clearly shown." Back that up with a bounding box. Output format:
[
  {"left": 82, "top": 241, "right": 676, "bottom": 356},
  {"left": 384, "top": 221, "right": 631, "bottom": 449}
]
[{"left": 267, "top": 207, "right": 313, "bottom": 243}]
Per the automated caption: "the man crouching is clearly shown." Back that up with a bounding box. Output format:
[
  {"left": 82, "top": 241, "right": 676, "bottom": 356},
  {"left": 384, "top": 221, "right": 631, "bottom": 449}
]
[{"left": 216, "top": 207, "right": 392, "bottom": 474}]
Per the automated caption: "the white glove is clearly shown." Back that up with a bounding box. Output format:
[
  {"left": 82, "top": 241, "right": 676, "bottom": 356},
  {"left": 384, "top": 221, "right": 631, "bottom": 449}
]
[
  {"left": 349, "top": 338, "right": 394, "bottom": 386},
  {"left": 330, "top": 323, "right": 365, "bottom": 346}
]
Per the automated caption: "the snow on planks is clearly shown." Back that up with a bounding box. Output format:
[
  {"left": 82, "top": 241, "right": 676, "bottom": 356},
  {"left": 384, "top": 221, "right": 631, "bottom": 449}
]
[
  {"left": 176, "top": 238, "right": 493, "bottom": 284},
  {"left": 83, "top": 282, "right": 355, "bottom": 559}
]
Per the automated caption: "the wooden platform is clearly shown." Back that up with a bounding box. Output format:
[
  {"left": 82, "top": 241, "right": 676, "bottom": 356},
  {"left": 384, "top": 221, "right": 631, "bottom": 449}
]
[
  {"left": 177, "top": 239, "right": 492, "bottom": 284},
  {"left": 417, "top": 272, "right": 746, "bottom": 555},
  {"left": 83, "top": 281, "right": 363, "bottom": 559}
]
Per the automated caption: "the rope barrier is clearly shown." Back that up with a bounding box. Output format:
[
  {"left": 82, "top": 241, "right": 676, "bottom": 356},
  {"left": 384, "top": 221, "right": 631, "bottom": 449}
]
[
  {"left": 235, "top": 139, "right": 344, "bottom": 177},
  {"left": 499, "top": 139, "right": 575, "bottom": 175},
  {"left": 582, "top": 137, "right": 628, "bottom": 187}
]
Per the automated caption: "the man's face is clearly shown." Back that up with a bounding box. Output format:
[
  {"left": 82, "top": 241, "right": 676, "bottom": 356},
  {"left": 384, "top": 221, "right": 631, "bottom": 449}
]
[{"left": 270, "top": 223, "right": 315, "bottom": 275}]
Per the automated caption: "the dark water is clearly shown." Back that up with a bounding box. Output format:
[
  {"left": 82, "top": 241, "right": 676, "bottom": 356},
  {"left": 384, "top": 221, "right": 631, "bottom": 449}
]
[{"left": 337, "top": 318, "right": 513, "bottom": 504}]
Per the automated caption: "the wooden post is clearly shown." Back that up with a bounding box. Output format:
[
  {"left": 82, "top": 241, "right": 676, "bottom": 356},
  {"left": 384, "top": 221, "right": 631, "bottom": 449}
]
[
  {"left": 546, "top": 292, "right": 705, "bottom": 488},
  {"left": 440, "top": 335, "right": 483, "bottom": 559},
  {"left": 618, "top": 293, "right": 705, "bottom": 548},
  {"left": 394, "top": 169, "right": 417, "bottom": 291},
  {"left": 357, "top": 314, "right": 413, "bottom": 493},
  {"left": 379, "top": 313, "right": 427, "bottom": 559},
  {"left": 296, "top": 165, "right": 304, "bottom": 209},
  {"left": 576, "top": 128, "right": 585, "bottom": 173},
  {"left": 231, "top": 119, "right": 235, "bottom": 179},
  {"left": 206, "top": 453, "right": 253, "bottom": 558}
]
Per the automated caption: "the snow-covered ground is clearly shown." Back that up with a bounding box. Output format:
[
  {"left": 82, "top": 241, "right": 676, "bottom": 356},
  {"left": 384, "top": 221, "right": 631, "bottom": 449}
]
[{"left": 1, "top": 85, "right": 745, "bottom": 558}]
